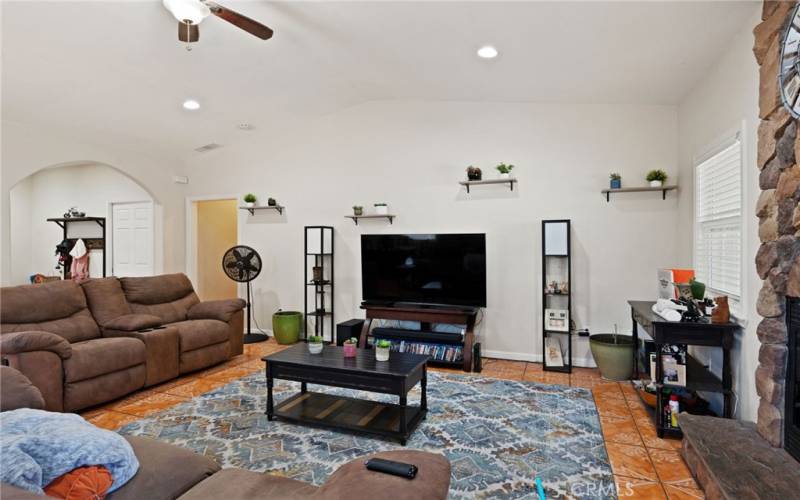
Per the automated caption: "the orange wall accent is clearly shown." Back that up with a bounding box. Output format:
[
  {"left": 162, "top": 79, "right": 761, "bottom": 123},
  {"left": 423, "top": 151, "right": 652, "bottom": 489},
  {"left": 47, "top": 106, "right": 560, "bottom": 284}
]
[{"left": 196, "top": 199, "right": 238, "bottom": 300}]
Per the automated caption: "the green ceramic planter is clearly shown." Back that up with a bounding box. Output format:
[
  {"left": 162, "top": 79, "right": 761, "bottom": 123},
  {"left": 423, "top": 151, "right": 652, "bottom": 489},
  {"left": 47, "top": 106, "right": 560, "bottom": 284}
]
[
  {"left": 272, "top": 311, "right": 302, "bottom": 345},
  {"left": 589, "top": 334, "right": 634, "bottom": 381}
]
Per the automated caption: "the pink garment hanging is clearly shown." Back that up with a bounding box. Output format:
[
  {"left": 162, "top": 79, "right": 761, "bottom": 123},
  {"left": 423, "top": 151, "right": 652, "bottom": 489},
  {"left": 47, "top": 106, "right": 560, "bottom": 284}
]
[{"left": 69, "top": 238, "right": 90, "bottom": 282}]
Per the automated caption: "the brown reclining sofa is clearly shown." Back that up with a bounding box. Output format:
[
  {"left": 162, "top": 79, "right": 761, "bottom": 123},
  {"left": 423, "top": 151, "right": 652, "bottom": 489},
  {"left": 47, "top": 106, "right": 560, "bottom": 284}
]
[
  {"left": 0, "top": 273, "right": 245, "bottom": 412},
  {"left": 0, "top": 365, "right": 452, "bottom": 500}
]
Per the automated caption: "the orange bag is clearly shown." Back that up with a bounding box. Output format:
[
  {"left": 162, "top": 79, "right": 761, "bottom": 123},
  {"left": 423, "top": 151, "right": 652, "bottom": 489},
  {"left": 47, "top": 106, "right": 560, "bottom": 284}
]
[{"left": 44, "top": 466, "right": 113, "bottom": 500}]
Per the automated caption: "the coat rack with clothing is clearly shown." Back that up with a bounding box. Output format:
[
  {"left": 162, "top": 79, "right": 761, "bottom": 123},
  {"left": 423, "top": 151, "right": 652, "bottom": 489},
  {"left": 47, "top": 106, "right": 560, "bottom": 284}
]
[{"left": 47, "top": 217, "right": 106, "bottom": 280}]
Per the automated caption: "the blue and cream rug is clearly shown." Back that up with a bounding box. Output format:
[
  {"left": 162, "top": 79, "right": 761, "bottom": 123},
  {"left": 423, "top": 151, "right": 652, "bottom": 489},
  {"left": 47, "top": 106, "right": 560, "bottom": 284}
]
[{"left": 118, "top": 372, "right": 615, "bottom": 499}]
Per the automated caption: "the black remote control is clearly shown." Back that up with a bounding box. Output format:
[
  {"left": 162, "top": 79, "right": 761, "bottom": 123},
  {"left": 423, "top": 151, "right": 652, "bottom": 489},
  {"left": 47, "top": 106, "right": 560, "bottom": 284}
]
[{"left": 364, "top": 458, "right": 418, "bottom": 479}]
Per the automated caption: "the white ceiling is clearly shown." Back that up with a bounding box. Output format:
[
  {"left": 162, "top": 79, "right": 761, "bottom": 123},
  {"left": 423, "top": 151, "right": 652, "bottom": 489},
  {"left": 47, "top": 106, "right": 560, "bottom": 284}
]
[{"left": 2, "top": 1, "right": 758, "bottom": 159}]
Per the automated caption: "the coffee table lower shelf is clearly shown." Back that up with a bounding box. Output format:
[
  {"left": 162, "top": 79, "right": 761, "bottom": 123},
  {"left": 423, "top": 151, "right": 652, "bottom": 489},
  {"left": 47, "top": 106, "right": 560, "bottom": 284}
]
[{"left": 269, "top": 391, "right": 425, "bottom": 445}]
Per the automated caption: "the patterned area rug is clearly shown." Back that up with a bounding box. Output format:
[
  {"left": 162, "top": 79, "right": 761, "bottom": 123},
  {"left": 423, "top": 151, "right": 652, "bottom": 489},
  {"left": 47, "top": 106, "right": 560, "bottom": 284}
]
[{"left": 118, "top": 372, "right": 615, "bottom": 499}]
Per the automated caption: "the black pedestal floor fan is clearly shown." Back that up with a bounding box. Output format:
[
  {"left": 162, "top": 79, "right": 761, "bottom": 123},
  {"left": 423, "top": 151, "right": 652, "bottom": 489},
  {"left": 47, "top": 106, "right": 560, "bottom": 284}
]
[{"left": 222, "top": 245, "right": 268, "bottom": 344}]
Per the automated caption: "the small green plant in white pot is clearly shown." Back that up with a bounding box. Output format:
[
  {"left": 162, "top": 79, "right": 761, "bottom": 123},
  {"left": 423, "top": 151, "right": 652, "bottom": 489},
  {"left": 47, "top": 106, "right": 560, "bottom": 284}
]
[
  {"left": 374, "top": 203, "right": 389, "bottom": 215},
  {"left": 307, "top": 335, "right": 323, "bottom": 354},
  {"left": 496, "top": 163, "right": 514, "bottom": 179},
  {"left": 375, "top": 339, "right": 391, "bottom": 361},
  {"left": 646, "top": 169, "right": 668, "bottom": 188},
  {"left": 243, "top": 193, "right": 257, "bottom": 208}
]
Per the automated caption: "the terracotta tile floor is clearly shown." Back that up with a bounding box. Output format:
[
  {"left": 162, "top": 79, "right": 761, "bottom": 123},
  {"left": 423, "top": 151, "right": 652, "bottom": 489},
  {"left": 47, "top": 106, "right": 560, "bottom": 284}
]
[{"left": 80, "top": 343, "right": 702, "bottom": 499}]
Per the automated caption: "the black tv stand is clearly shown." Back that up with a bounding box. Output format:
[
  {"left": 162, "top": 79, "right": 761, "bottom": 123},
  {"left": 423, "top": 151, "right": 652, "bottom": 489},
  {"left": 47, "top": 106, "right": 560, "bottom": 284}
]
[{"left": 357, "top": 303, "right": 478, "bottom": 372}]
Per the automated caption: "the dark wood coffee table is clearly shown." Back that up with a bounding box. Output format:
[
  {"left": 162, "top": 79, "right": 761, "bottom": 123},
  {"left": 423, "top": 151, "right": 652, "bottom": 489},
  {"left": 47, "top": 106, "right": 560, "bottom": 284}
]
[{"left": 262, "top": 343, "right": 429, "bottom": 445}]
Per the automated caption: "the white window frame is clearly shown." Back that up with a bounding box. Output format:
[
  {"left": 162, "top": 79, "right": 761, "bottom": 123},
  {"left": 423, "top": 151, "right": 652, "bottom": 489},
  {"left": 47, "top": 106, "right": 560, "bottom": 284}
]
[{"left": 692, "top": 126, "right": 745, "bottom": 319}]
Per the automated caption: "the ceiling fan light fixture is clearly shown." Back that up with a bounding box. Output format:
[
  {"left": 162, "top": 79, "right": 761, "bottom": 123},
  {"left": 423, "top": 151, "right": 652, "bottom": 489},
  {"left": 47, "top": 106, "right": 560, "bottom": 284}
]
[
  {"left": 477, "top": 45, "right": 499, "bottom": 59},
  {"left": 163, "top": 0, "right": 210, "bottom": 25}
]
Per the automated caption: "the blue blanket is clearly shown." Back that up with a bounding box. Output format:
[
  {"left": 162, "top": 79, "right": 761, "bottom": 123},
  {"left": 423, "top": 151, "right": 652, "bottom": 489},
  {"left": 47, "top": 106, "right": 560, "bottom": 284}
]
[{"left": 0, "top": 409, "right": 139, "bottom": 494}]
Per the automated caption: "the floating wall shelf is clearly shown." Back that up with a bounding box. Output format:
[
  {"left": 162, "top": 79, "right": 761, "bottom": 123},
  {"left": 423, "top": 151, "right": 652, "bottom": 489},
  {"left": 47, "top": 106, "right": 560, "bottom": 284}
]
[
  {"left": 601, "top": 185, "right": 677, "bottom": 202},
  {"left": 459, "top": 178, "right": 517, "bottom": 193},
  {"left": 239, "top": 205, "right": 284, "bottom": 215},
  {"left": 345, "top": 214, "right": 395, "bottom": 225}
]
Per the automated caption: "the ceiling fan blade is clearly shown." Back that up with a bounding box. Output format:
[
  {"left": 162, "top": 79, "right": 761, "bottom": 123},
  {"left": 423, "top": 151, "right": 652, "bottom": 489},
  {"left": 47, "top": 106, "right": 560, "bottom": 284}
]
[
  {"left": 177, "top": 21, "right": 199, "bottom": 43},
  {"left": 205, "top": 1, "right": 273, "bottom": 40}
]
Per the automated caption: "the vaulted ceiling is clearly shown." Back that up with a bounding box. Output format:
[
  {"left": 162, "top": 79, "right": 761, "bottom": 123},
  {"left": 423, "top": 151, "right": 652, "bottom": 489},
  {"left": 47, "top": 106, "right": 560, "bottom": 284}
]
[{"left": 2, "top": 1, "right": 758, "bottom": 159}]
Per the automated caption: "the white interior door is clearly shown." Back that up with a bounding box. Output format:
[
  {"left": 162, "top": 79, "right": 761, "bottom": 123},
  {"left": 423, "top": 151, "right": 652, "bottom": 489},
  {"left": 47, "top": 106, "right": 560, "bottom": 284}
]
[{"left": 112, "top": 202, "right": 154, "bottom": 277}]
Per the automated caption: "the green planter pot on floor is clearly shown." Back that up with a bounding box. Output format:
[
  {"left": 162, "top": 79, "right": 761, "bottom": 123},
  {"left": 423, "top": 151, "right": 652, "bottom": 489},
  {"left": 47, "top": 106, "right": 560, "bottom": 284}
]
[
  {"left": 589, "top": 334, "right": 634, "bottom": 381},
  {"left": 272, "top": 310, "right": 302, "bottom": 345}
]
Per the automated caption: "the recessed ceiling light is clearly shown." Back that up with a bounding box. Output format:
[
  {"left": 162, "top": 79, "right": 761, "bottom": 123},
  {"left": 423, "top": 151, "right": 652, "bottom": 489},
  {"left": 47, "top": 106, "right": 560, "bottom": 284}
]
[
  {"left": 477, "top": 45, "right": 498, "bottom": 59},
  {"left": 237, "top": 123, "right": 255, "bottom": 131},
  {"left": 183, "top": 99, "right": 200, "bottom": 110}
]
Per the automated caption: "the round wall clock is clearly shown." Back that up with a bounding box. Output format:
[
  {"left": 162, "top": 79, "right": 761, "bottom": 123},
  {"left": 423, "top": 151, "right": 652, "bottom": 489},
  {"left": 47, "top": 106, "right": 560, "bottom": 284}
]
[{"left": 780, "top": 4, "right": 800, "bottom": 118}]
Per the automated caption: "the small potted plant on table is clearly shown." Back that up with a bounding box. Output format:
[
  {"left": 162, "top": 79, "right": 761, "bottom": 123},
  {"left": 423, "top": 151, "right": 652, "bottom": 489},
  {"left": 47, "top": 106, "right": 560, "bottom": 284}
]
[
  {"left": 343, "top": 337, "right": 358, "bottom": 357},
  {"left": 243, "top": 193, "right": 257, "bottom": 208},
  {"left": 353, "top": 205, "right": 363, "bottom": 216},
  {"left": 496, "top": 163, "right": 514, "bottom": 179},
  {"left": 646, "top": 169, "right": 668, "bottom": 187},
  {"left": 308, "top": 335, "right": 324, "bottom": 354},
  {"left": 374, "top": 203, "right": 389, "bottom": 215},
  {"left": 375, "top": 339, "right": 391, "bottom": 361},
  {"left": 610, "top": 172, "right": 621, "bottom": 189}
]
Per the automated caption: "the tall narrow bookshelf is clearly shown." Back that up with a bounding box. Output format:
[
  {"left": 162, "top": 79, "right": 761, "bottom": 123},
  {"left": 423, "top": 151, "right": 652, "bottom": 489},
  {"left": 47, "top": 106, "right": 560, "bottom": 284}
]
[
  {"left": 542, "top": 219, "right": 572, "bottom": 373},
  {"left": 304, "top": 226, "right": 334, "bottom": 342}
]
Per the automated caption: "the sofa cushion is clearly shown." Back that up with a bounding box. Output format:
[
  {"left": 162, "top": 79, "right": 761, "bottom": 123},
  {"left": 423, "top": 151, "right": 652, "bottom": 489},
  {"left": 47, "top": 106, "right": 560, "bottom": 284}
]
[
  {"left": 104, "top": 314, "right": 162, "bottom": 332},
  {"left": 177, "top": 469, "right": 318, "bottom": 500},
  {"left": 121, "top": 274, "right": 200, "bottom": 325},
  {"left": 64, "top": 365, "right": 145, "bottom": 412},
  {"left": 167, "top": 320, "right": 229, "bottom": 352},
  {"left": 1, "top": 310, "right": 100, "bottom": 344},
  {"left": 1, "top": 281, "right": 87, "bottom": 324},
  {"left": 107, "top": 436, "right": 220, "bottom": 500},
  {"left": 81, "top": 277, "right": 131, "bottom": 326},
  {"left": 63, "top": 338, "right": 146, "bottom": 383},
  {"left": 0, "top": 365, "right": 45, "bottom": 411}
]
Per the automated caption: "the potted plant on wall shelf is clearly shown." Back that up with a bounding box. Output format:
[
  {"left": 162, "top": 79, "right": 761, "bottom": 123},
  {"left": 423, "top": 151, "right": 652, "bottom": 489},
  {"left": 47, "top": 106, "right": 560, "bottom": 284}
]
[
  {"left": 243, "top": 193, "right": 257, "bottom": 208},
  {"left": 308, "top": 335, "right": 323, "bottom": 354},
  {"left": 496, "top": 163, "right": 514, "bottom": 179},
  {"left": 610, "top": 172, "right": 622, "bottom": 189},
  {"left": 646, "top": 169, "right": 668, "bottom": 188},
  {"left": 374, "top": 203, "right": 389, "bottom": 215},
  {"left": 343, "top": 337, "right": 358, "bottom": 358},
  {"left": 267, "top": 197, "right": 277, "bottom": 207},
  {"left": 467, "top": 166, "right": 482, "bottom": 181},
  {"left": 375, "top": 339, "right": 391, "bottom": 361},
  {"left": 353, "top": 206, "right": 363, "bottom": 216}
]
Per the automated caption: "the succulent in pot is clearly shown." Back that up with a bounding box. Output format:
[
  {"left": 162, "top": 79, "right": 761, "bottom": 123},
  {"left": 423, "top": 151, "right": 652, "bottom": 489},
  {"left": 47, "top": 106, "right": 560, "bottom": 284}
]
[
  {"left": 496, "top": 163, "right": 514, "bottom": 179},
  {"left": 343, "top": 337, "right": 358, "bottom": 357},
  {"left": 609, "top": 172, "right": 621, "bottom": 189},
  {"left": 466, "top": 166, "right": 482, "bottom": 181},
  {"left": 375, "top": 339, "right": 391, "bottom": 361},
  {"left": 374, "top": 203, "right": 389, "bottom": 215},
  {"left": 353, "top": 205, "right": 364, "bottom": 216},
  {"left": 243, "top": 193, "right": 257, "bottom": 207},
  {"left": 646, "top": 169, "right": 668, "bottom": 187},
  {"left": 267, "top": 197, "right": 277, "bottom": 207},
  {"left": 307, "top": 335, "right": 324, "bottom": 354}
]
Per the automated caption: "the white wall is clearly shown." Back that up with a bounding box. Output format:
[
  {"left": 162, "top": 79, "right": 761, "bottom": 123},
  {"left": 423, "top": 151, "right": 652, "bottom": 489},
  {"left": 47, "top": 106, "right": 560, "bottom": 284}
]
[
  {"left": 676, "top": 7, "right": 761, "bottom": 420},
  {"left": 8, "top": 163, "right": 153, "bottom": 283},
  {"left": 185, "top": 100, "right": 680, "bottom": 364},
  {"left": 0, "top": 120, "right": 188, "bottom": 285}
]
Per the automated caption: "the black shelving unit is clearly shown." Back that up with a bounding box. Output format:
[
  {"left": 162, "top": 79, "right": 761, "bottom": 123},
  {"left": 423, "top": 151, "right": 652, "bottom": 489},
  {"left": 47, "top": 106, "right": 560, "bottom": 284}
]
[
  {"left": 542, "top": 219, "right": 572, "bottom": 373},
  {"left": 47, "top": 217, "right": 106, "bottom": 279},
  {"left": 304, "top": 226, "right": 334, "bottom": 342}
]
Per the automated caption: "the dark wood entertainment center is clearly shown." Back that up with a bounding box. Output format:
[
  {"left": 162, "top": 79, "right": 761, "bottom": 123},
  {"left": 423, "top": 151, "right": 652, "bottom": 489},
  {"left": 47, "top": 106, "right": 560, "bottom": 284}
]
[{"left": 357, "top": 303, "right": 477, "bottom": 372}]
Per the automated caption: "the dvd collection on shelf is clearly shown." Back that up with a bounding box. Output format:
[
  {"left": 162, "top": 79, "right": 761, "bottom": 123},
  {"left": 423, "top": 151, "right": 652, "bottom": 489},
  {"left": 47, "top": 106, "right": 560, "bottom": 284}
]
[{"left": 370, "top": 338, "right": 464, "bottom": 362}]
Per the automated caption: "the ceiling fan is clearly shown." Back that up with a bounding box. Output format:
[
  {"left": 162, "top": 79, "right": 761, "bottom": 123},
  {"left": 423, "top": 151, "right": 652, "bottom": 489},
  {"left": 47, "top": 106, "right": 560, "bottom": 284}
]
[{"left": 163, "top": 0, "right": 273, "bottom": 50}]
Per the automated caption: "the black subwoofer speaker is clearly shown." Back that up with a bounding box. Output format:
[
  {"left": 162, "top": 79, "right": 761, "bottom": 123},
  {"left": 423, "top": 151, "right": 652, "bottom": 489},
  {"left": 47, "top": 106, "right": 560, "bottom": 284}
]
[{"left": 336, "top": 319, "right": 365, "bottom": 346}]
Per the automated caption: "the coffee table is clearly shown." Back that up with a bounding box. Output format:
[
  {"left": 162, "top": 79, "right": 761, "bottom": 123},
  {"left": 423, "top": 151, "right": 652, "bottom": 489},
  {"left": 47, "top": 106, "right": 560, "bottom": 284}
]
[{"left": 262, "top": 343, "right": 429, "bottom": 445}]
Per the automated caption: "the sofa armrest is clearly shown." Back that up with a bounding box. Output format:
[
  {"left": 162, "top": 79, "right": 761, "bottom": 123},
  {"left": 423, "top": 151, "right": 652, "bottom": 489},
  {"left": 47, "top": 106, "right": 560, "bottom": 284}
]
[
  {"left": 0, "top": 365, "right": 46, "bottom": 411},
  {"left": 187, "top": 299, "right": 246, "bottom": 322},
  {"left": 0, "top": 331, "right": 71, "bottom": 359},
  {"left": 103, "top": 314, "right": 162, "bottom": 332}
]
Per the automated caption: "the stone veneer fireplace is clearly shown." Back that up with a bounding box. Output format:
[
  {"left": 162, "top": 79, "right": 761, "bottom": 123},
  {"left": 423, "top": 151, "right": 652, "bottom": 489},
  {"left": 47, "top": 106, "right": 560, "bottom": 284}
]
[{"left": 753, "top": 0, "right": 800, "bottom": 453}]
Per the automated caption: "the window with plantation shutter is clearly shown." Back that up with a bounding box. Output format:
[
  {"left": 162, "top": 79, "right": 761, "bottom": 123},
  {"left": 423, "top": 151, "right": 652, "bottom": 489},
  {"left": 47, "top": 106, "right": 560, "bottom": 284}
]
[{"left": 694, "top": 135, "right": 743, "bottom": 307}]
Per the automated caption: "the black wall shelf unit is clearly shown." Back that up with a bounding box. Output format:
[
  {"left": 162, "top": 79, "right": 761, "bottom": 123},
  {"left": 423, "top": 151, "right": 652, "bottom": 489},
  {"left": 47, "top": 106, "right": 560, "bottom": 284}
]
[
  {"left": 601, "top": 185, "right": 677, "bottom": 202},
  {"left": 345, "top": 215, "right": 395, "bottom": 225},
  {"left": 47, "top": 217, "right": 106, "bottom": 279},
  {"left": 304, "top": 226, "right": 334, "bottom": 342},
  {"left": 240, "top": 205, "right": 284, "bottom": 215},
  {"left": 459, "top": 178, "right": 517, "bottom": 193},
  {"left": 542, "top": 219, "right": 572, "bottom": 373}
]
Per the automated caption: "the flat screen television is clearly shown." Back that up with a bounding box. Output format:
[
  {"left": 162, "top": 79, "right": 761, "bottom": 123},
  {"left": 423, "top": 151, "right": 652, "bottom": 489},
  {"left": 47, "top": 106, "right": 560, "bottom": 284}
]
[{"left": 361, "top": 233, "right": 486, "bottom": 307}]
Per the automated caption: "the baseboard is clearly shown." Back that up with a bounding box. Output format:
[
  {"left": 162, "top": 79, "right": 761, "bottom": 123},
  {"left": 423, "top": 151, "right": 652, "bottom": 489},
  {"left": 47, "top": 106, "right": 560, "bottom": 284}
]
[{"left": 482, "top": 349, "right": 596, "bottom": 368}]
